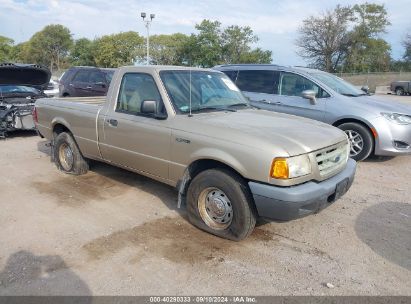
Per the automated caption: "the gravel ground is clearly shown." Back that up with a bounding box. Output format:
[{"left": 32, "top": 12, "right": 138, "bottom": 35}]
[{"left": 0, "top": 95, "right": 410, "bottom": 296}]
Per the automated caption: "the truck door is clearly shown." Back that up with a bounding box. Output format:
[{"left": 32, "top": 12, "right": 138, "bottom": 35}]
[{"left": 98, "top": 72, "right": 171, "bottom": 180}]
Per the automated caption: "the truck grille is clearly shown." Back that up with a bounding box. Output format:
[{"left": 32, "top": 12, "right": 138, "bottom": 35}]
[{"left": 315, "top": 143, "right": 349, "bottom": 177}]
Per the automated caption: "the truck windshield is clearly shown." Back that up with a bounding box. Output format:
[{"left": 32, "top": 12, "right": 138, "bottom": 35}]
[
  {"left": 160, "top": 70, "right": 249, "bottom": 113},
  {"left": 309, "top": 72, "right": 366, "bottom": 97}
]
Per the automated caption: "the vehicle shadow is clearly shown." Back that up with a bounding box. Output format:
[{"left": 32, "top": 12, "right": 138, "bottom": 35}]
[
  {"left": 1, "top": 130, "right": 37, "bottom": 139},
  {"left": 36, "top": 140, "right": 184, "bottom": 216},
  {"left": 363, "top": 155, "right": 396, "bottom": 163},
  {"left": 0, "top": 250, "right": 91, "bottom": 297},
  {"left": 354, "top": 201, "right": 411, "bottom": 270}
]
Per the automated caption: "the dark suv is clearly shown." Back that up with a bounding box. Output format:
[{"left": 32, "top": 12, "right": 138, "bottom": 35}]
[{"left": 59, "top": 66, "right": 115, "bottom": 97}]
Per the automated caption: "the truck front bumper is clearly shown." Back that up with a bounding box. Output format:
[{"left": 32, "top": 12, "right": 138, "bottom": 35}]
[{"left": 248, "top": 159, "right": 356, "bottom": 221}]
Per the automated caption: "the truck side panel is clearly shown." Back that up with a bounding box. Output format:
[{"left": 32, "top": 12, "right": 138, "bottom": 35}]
[{"left": 36, "top": 98, "right": 103, "bottom": 159}]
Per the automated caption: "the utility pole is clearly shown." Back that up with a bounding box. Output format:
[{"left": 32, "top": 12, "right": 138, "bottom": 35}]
[{"left": 141, "top": 12, "right": 155, "bottom": 65}]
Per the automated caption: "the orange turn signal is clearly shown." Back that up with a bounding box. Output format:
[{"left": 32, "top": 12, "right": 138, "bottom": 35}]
[{"left": 271, "top": 158, "right": 289, "bottom": 179}]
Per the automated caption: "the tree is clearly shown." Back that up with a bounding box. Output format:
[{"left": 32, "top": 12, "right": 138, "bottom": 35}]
[
  {"left": 185, "top": 19, "right": 272, "bottom": 67},
  {"left": 148, "top": 33, "right": 189, "bottom": 65},
  {"left": 296, "top": 5, "right": 353, "bottom": 72},
  {"left": 0, "top": 36, "right": 14, "bottom": 62},
  {"left": 297, "top": 3, "right": 391, "bottom": 72},
  {"left": 344, "top": 3, "right": 391, "bottom": 72},
  {"left": 238, "top": 48, "right": 272, "bottom": 64},
  {"left": 403, "top": 32, "right": 411, "bottom": 62},
  {"left": 25, "top": 24, "right": 73, "bottom": 71},
  {"left": 221, "top": 25, "right": 258, "bottom": 63},
  {"left": 70, "top": 38, "right": 96, "bottom": 66},
  {"left": 94, "top": 31, "right": 144, "bottom": 67}
]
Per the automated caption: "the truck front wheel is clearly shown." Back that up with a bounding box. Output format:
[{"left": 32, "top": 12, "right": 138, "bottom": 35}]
[
  {"left": 53, "top": 132, "right": 89, "bottom": 175},
  {"left": 186, "top": 169, "right": 257, "bottom": 241}
]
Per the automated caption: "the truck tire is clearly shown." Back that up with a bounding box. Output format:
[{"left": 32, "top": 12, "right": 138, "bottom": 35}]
[
  {"left": 395, "top": 87, "right": 404, "bottom": 96},
  {"left": 186, "top": 169, "right": 257, "bottom": 241},
  {"left": 53, "top": 132, "right": 89, "bottom": 175},
  {"left": 338, "top": 122, "right": 374, "bottom": 161}
]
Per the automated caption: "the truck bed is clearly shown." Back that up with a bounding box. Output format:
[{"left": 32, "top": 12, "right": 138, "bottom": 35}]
[{"left": 36, "top": 96, "right": 108, "bottom": 159}]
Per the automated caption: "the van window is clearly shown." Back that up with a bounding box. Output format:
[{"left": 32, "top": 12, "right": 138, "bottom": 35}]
[
  {"left": 222, "top": 70, "right": 238, "bottom": 82},
  {"left": 117, "top": 73, "right": 162, "bottom": 115},
  {"left": 72, "top": 70, "right": 89, "bottom": 82},
  {"left": 236, "top": 70, "right": 279, "bottom": 94},
  {"left": 280, "top": 72, "right": 329, "bottom": 98}
]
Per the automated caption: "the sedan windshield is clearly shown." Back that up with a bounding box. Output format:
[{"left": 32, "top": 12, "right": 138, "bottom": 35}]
[
  {"left": 0, "top": 85, "right": 41, "bottom": 95},
  {"left": 160, "top": 70, "right": 249, "bottom": 113},
  {"left": 309, "top": 72, "right": 366, "bottom": 97}
]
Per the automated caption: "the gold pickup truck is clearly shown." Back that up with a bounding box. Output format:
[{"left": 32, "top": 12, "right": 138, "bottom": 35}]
[{"left": 35, "top": 66, "right": 356, "bottom": 240}]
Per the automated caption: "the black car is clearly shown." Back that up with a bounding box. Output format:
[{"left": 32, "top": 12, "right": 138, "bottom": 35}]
[
  {"left": 0, "top": 63, "right": 50, "bottom": 137},
  {"left": 59, "top": 66, "right": 115, "bottom": 97}
]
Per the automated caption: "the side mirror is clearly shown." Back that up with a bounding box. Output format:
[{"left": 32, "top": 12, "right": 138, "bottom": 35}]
[
  {"left": 361, "top": 86, "right": 369, "bottom": 94},
  {"left": 302, "top": 90, "right": 317, "bottom": 105},
  {"left": 141, "top": 100, "right": 157, "bottom": 114}
]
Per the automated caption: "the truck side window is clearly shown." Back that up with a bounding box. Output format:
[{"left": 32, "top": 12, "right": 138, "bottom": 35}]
[
  {"left": 236, "top": 70, "right": 279, "bottom": 94},
  {"left": 117, "top": 73, "right": 163, "bottom": 115},
  {"left": 280, "top": 72, "right": 330, "bottom": 98}
]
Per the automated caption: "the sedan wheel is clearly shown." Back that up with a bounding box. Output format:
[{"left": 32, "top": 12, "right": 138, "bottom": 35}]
[{"left": 345, "top": 129, "right": 364, "bottom": 158}]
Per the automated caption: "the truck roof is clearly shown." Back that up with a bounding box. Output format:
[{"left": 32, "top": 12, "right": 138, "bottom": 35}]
[{"left": 118, "top": 65, "right": 220, "bottom": 73}]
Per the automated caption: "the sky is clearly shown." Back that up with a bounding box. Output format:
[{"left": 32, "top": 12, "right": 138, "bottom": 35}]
[{"left": 1, "top": 0, "right": 410, "bottom": 66}]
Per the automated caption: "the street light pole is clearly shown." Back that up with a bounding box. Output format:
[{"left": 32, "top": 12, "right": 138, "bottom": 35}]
[{"left": 141, "top": 12, "right": 155, "bottom": 65}]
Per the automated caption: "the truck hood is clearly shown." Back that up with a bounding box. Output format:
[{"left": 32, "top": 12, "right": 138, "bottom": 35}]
[
  {"left": 344, "top": 95, "right": 411, "bottom": 116},
  {"left": 174, "top": 109, "right": 347, "bottom": 156},
  {"left": 0, "top": 63, "right": 51, "bottom": 91}
]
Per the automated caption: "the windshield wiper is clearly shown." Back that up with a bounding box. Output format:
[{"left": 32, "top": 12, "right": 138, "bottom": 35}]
[
  {"left": 228, "top": 103, "right": 249, "bottom": 107},
  {"left": 190, "top": 106, "right": 237, "bottom": 113}
]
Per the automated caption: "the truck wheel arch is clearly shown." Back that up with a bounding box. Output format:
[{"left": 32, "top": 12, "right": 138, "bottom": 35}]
[{"left": 177, "top": 159, "right": 249, "bottom": 208}]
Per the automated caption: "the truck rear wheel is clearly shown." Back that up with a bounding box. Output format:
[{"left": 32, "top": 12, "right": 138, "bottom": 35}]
[
  {"left": 53, "top": 132, "right": 88, "bottom": 175},
  {"left": 186, "top": 169, "right": 257, "bottom": 241},
  {"left": 395, "top": 87, "right": 405, "bottom": 96}
]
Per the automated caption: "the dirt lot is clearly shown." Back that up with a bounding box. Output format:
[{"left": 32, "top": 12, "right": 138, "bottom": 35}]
[{"left": 0, "top": 95, "right": 410, "bottom": 296}]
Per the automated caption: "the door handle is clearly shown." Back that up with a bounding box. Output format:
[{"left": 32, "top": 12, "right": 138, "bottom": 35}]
[
  {"left": 272, "top": 101, "right": 283, "bottom": 105},
  {"left": 107, "top": 119, "right": 118, "bottom": 127},
  {"left": 86, "top": 86, "right": 92, "bottom": 89}
]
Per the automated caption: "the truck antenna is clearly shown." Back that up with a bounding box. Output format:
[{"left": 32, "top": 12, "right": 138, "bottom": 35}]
[{"left": 188, "top": 68, "right": 192, "bottom": 117}]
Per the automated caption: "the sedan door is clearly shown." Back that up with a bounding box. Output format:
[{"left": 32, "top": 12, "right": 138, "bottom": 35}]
[{"left": 272, "top": 72, "right": 329, "bottom": 122}]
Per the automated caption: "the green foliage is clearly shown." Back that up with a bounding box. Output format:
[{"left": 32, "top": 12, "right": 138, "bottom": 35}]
[
  {"left": 148, "top": 33, "right": 190, "bottom": 65},
  {"left": 404, "top": 32, "right": 411, "bottom": 62},
  {"left": 186, "top": 19, "right": 272, "bottom": 67},
  {"left": 24, "top": 24, "right": 73, "bottom": 71},
  {"left": 296, "top": 5, "right": 353, "bottom": 72},
  {"left": 297, "top": 2, "right": 391, "bottom": 73},
  {"left": 94, "top": 31, "right": 144, "bottom": 67},
  {"left": 4, "top": 21, "right": 270, "bottom": 70},
  {"left": 70, "top": 38, "right": 96, "bottom": 66},
  {"left": 0, "top": 36, "right": 14, "bottom": 62}
]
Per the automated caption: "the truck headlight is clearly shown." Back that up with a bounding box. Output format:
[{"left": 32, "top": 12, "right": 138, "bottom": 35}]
[
  {"left": 271, "top": 155, "right": 312, "bottom": 179},
  {"left": 381, "top": 112, "right": 411, "bottom": 125}
]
